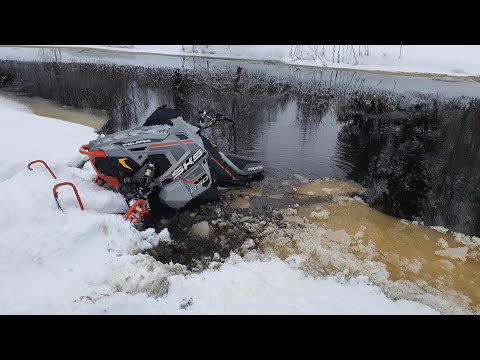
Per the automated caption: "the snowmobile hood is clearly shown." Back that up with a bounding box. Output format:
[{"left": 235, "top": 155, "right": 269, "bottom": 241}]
[
  {"left": 88, "top": 125, "right": 171, "bottom": 150},
  {"left": 87, "top": 117, "right": 201, "bottom": 154}
]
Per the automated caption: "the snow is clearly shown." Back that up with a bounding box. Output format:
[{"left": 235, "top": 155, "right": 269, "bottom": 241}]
[
  {"left": 0, "top": 97, "right": 96, "bottom": 182},
  {"left": 432, "top": 226, "right": 449, "bottom": 234},
  {"left": 0, "top": 95, "right": 438, "bottom": 314},
  {"left": 72, "top": 256, "right": 437, "bottom": 315},
  {"left": 135, "top": 45, "right": 480, "bottom": 77},
  {"left": 435, "top": 238, "right": 469, "bottom": 262},
  {"left": 354, "top": 226, "right": 367, "bottom": 240},
  {"left": 310, "top": 210, "right": 330, "bottom": 219},
  {"left": 3, "top": 45, "right": 479, "bottom": 77}
]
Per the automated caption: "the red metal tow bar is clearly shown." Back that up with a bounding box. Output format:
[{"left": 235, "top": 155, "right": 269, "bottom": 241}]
[
  {"left": 52, "top": 182, "right": 85, "bottom": 211},
  {"left": 27, "top": 160, "right": 57, "bottom": 179}
]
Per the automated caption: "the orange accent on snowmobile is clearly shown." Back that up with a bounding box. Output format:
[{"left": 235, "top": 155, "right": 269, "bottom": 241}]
[
  {"left": 147, "top": 141, "right": 179, "bottom": 149},
  {"left": 211, "top": 157, "right": 239, "bottom": 181},
  {"left": 79, "top": 144, "right": 119, "bottom": 190},
  {"left": 182, "top": 174, "right": 203, "bottom": 184},
  {"left": 53, "top": 182, "right": 85, "bottom": 211},
  {"left": 147, "top": 139, "right": 194, "bottom": 149},
  {"left": 27, "top": 160, "right": 57, "bottom": 179},
  {"left": 124, "top": 199, "right": 148, "bottom": 223},
  {"left": 79, "top": 144, "right": 106, "bottom": 157}
]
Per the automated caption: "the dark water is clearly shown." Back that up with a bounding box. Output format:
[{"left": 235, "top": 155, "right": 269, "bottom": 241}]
[{"left": 1, "top": 51, "right": 479, "bottom": 236}]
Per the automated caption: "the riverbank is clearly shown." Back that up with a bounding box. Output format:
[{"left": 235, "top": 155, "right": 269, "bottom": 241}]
[
  {"left": 0, "top": 90, "right": 108, "bottom": 132},
  {"left": 2, "top": 45, "right": 479, "bottom": 81}
]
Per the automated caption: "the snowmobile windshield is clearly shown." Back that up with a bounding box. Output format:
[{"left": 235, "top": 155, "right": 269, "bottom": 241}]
[{"left": 143, "top": 106, "right": 182, "bottom": 126}]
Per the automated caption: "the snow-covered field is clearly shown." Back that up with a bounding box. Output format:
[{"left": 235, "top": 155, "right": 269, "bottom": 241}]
[
  {"left": 0, "top": 96, "right": 439, "bottom": 314},
  {"left": 4, "top": 45, "right": 480, "bottom": 78}
]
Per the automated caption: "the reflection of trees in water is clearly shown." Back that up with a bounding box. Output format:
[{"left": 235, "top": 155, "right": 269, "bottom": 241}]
[
  {"left": 427, "top": 99, "right": 480, "bottom": 235},
  {"left": 336, "top": 92, "right": 480, "bottom": 235},
  {"left": 0, "top": 61, "right": 304, "bottom": 154},
  {"left": 0, "top": 61, "right": 352, "bottom": 135}
]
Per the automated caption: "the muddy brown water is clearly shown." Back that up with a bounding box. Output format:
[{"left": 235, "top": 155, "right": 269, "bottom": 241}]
[
  {"left": 293, "top": 181, "right": 480, "bottom": 309},
  {"left": 0, "top": 90, "right": 108, "bottom": 131}
]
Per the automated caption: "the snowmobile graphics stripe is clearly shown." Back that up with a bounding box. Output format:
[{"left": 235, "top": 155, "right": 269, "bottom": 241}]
[
  {"left": 147, "top": 139, "right": 194, "bottom": 149},
  {"left": 147, "top": 141, "right": 179, "bottom": 149},
  {"left": 182, "top": 174, "right": 203, "bottom": 184},
  {"left": 211, "top": 157, "right": 239, "bottom": 181}
]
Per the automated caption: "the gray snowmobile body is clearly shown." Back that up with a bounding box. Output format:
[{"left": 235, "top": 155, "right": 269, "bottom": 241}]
[{"left": 85, "top": 108, "right": 264, "bottom": 210}]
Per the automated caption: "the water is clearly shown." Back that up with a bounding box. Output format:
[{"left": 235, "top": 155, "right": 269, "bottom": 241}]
[
  {"left": 1, "top": 49, "right": 479, "bottom": 236},
  {"left": 292, "top": 180, "right": 480, "bottom": 308},
  {"left": 0, "top": 90, "right": 108, "bottom": 131}
]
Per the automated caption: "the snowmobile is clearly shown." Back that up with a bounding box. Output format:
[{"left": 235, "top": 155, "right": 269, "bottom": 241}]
[{"left": 79, "top": 106, "right": 265, "bottom": 223}]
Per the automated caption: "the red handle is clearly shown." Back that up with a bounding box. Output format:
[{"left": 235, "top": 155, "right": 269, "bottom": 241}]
[
  {"left": 79, "top": 144, "right": 106, "bottom": 158},
  {"left": 53, "top": 182, "right": 85, "bottom": 210},
  {"left": 27, "top": 160, "right": 57, "bottom": 179}
]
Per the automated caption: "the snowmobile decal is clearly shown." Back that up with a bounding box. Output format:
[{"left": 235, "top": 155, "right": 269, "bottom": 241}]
[
  {"left": 118, "top": 139, "right": 152, "bottom": 147},
  {"left": 190, "top": 175, "right": 209, "bottom": 194},
  {"left": 172, "top": 149, "right": 204, "bottom": 179},
  {"left": 119, "top": 157, "right": 133, "bottom": 170}
]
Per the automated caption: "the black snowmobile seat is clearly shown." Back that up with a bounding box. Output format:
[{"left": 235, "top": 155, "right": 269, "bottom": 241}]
[
  {"left": 143, "top": 105, "right": 182, "bottom": 126},
  {"left": 220, "top": 153, "right": 264, "bottom": 176},
  {"left": 222, "top": 154, "right": 252, "bottom": 169}
]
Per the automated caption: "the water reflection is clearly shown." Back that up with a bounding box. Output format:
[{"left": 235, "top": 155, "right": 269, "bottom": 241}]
[{"left": 336, "top": 96, "right": 480, "bottom": 235}]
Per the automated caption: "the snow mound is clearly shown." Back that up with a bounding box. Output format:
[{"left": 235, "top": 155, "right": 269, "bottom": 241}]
[
  {"left": 0, "top": 96, "right": 97, "bottom": 181},
  {"left": 71, "top": 256, "right": 438, "bottom": 315}
]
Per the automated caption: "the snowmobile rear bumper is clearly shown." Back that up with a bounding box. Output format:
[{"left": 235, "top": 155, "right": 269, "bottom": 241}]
[{"left": 79, "top": 144, "right": 119, "bottom": 190}]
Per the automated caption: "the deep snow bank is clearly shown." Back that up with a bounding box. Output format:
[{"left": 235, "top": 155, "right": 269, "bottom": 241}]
[
  {"left": 0, "top": 97, "right": 96, "bottom": 181},
  {"left": 0, "top": 96, "right": 438, "bottom": 314}
]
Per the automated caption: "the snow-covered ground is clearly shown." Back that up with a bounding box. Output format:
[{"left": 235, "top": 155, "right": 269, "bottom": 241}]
[
  {"left": 0, "top": 96, "right": 439, "bottom": 314},
  {"left": 5, "top": 45, "right": 480, "bottom": 78}
]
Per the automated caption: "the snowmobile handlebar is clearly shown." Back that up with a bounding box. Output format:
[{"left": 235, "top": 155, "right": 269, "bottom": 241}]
[
  {"left": 197, "top": 110, "right": 235, "bottom": 131},
  {"left": 220, "top": 115, "right": 235, "bottom": 124}
]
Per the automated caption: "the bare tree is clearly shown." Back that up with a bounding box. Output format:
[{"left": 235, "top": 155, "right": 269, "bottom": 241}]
[{"left": 351, "top": 45, "right": 358, "bottom": 65}]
